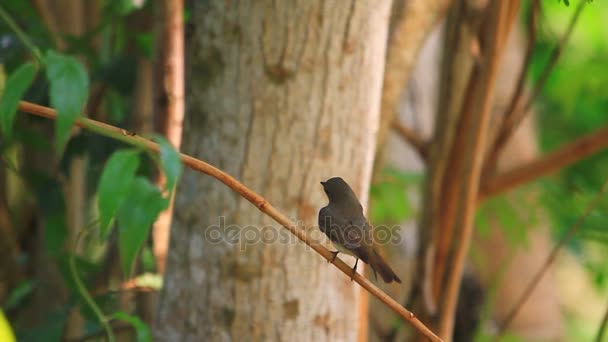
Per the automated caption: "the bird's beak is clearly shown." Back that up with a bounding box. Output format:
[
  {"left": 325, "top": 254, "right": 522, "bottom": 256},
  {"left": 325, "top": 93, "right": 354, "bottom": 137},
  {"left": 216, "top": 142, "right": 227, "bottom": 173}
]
[{"left": 320, "top": 181, "right": 326, "bottom": 186}]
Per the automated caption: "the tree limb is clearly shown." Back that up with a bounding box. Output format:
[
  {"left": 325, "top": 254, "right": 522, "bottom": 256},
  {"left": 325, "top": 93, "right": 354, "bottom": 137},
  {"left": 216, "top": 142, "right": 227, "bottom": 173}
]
[{"left": 480, "top": 125, "right": 608, "bottom": 201}]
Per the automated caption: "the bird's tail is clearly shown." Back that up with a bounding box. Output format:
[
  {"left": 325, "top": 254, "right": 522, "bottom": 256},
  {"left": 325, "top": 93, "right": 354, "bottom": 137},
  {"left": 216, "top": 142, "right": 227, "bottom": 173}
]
[{"left": 369, "top": 249, "right": 402, "bottom": 284}]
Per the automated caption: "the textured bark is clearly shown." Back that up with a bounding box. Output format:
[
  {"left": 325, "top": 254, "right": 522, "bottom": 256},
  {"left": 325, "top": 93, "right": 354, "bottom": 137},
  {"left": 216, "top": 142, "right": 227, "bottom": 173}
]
[{"left": 156, "top": 1, "right": 392, "bottom": 340}]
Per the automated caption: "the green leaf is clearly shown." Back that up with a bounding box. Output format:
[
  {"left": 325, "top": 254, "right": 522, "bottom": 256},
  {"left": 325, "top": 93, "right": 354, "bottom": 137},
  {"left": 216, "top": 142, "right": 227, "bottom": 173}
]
[
  {"left": 155, "top": 135, "right": 182, "bottom": 193},
  {"left": 112, "top": 311, "right": 151, "bottom": 342},
  {"left": 3, "top": 280, "right": 36, "bottom": 311},
  {"left": 370, "top": 182, "right": 413, "bottom": 224},
  {"left": 0, "top": 62, "right": 36, "bottom": 137},
  {"left": 117, "top": 177, "right": 168, "bottom": 277},
  {"left": 97, "top": 149, "right": 141, "bottom": 238},
  {"left": 45, "top": 50, "right": 89, "bottom": 154}
]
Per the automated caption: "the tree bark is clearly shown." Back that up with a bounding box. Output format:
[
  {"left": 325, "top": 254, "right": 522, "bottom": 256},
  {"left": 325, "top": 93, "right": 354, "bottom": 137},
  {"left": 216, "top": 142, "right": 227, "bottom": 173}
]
[{"left": 156, "top": 1, "right": 392, "bottom": 340}]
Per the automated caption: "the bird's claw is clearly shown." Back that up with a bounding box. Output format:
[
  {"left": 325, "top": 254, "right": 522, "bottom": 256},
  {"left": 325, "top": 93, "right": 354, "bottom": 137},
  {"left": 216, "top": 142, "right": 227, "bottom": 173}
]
[
  {"left": 350, "top": 259, "right": 359, "bottom": 282},
  {"left": 329, "top": 250, "right": 339, "bottom": 263}
]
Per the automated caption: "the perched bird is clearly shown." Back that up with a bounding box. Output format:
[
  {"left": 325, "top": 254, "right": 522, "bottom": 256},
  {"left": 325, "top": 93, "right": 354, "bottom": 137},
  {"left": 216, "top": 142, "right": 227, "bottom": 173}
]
[{"left": 318, "top": 177, "right": 401, "bottom": 284}]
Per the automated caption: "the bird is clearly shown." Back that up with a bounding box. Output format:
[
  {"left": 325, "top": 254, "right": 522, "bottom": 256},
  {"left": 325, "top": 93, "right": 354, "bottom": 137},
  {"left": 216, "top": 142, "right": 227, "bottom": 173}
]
[{"left": 318, "top": 177, "right": 401, "bottom": 284}]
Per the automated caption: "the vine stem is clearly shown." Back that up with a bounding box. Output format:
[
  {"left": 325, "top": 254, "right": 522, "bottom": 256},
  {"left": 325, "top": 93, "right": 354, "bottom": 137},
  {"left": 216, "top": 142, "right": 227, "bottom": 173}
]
[{"left": 69, "top": 247, "right": 115, "bottom": 342}]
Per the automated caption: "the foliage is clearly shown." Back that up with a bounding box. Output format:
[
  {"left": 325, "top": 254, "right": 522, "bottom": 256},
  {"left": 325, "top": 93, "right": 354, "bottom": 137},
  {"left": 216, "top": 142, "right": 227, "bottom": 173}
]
[
  {"left": 530, "top": 0, "right": 608, "bottom": 282},
  {"left": 370, "top": 167, "right": 421, "bottom": 225},
  {"left": 0, "top": 1, "right": 176, "bottom": 340}
]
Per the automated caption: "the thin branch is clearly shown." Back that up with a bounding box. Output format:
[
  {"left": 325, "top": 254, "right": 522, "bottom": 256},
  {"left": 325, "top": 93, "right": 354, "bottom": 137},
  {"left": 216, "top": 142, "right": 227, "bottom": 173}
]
[
  {"left": 490, "top": 0, "right": 586, "bottom": 169},
  {"left": 391, "top": 119, "right": 428, "bottom": 160},
  {"left": 480, "top": 125, "right": 608, "bottom": 201},
  {"left": 498, "top": 179, "right": 608, "bottom": 333},
  {"left": 484, "top": 0, "right": 539, "bottom": 174},
  {"left": 595, "top": 296, "right": 608, "bottom": 342},
  {"left": 17, "top": 100, "right": 444, "bottom": 342}
]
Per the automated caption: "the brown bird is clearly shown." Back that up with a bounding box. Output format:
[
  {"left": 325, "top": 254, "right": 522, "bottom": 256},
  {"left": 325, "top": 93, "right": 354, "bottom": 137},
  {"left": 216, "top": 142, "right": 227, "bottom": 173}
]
[{"left": 318, "top": 177, "right": 401, "bottom": 283}]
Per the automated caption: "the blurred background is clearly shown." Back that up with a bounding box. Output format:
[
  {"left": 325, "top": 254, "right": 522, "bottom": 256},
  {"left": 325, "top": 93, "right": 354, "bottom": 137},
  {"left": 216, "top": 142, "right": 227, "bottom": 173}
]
[{"left": 1, "top": 0, "right": 608, "bottom": 341}]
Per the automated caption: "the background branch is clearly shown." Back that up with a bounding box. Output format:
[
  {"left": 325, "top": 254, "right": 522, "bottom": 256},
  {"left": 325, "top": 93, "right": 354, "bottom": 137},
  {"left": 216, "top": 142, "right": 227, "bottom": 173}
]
[
  {"left": 480, "top": 125, "right": 608, "bottom": 200},
  {"left": 595, "top": 295, "right": 608, "bottom": 342},
  {"left": 391, "top": 119, "right": 428, "bottom": 160},
  {"left": 489, "top": 0, "right": 585, "bottom": 170},
  {"left": 152, "top": 0, "right": 185, "bottom": 275},
  {"left": 17, "top": 100, "right": 443, "bottom": 342},
  {"left": 484, "top": 0, "right": 539, "bottom": 174}
]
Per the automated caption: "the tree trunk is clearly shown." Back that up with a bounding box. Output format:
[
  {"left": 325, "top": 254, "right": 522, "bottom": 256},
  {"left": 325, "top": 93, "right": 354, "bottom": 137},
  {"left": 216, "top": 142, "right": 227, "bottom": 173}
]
[{"left": 156, "top": 1, "right": 392, "bottom": 340}]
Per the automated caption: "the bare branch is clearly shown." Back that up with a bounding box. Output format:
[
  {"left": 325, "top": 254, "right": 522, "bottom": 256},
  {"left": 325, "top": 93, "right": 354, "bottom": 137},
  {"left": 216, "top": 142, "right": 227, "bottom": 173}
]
[
  {"left": 153, "top": 0, "right": 185, "bottom": 275},
  {"left": 490, "top": 0, "right": 586, "bottom": 170},
  {"left": 480, "top": 125, "right": 608, "bottom": 200},
  {"left": 17, "top": 100, "right": 444, "bottom": 342},
  {"left": 484, "top": 0, "right": 539, "bottom": 174}
]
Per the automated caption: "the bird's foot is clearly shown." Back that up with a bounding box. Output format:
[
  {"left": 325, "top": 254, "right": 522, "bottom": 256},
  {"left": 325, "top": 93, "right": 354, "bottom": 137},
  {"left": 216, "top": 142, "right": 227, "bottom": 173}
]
[
  {"left": 350, "top": 259, "right": 359, "bottom": 282},
  {"left": 328, "top": 250, "right": 339, "bottom": 263}
]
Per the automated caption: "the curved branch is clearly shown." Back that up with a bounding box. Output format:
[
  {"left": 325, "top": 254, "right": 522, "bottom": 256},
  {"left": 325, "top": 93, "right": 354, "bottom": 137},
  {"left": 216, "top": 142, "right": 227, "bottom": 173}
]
[{"left": 17, "top": 100, "right": 443, "bottom": 342}]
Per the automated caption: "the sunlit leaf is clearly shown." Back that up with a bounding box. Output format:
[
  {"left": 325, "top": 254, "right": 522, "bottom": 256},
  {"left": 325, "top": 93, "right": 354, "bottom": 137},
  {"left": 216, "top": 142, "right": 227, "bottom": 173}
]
[{"left": 0, "top": 309, "right": 16, "bottom": 342}]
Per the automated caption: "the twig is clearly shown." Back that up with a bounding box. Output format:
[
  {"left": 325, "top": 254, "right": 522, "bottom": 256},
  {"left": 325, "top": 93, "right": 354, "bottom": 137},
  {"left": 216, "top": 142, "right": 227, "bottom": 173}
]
[
  {"left": 498, "top": 179, "right": 608, "bottom": 334},
  {"left": 484, "top": 0, "right": 539, "bottom": 175},
  {"left": 17, "top": 100, "right": 444, "bottom": 342},
  {"left": 391, "top": 119, "right": 428, "bottom": 160},
  {"left": 480, "top": 125, "right": 608, "bottom": 201},
  {"left": 595, "top": 296, "right": 608, "bottom": 342},
  {"left": 490, "top": 0, "right": 586, "bottom": 168}
]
